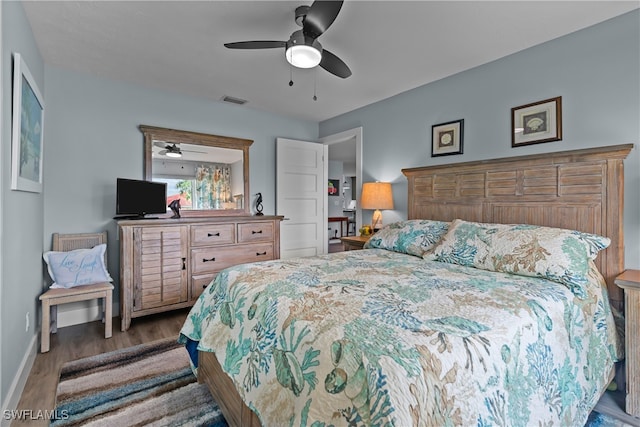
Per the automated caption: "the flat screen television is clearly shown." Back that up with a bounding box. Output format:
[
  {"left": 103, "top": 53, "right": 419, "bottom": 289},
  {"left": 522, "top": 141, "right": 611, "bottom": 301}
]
[{"left": 116, "top": 178, "right": 167, "bottom": 219}]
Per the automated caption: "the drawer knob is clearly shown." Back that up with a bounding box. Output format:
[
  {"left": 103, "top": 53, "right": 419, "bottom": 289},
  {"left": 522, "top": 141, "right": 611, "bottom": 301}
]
[
  {"left": 182, "top": 257, "right": 186, "bottom": 270},
  {"left": 203, "top": 257, "right": 216, "bottom": 263},
  {"left": 208, "top": 232, "right": 220, "bottom": 237},
  {"left": 252, "top": 230, "right": 263, "bottom": 234},
  {"left": 256, "top": 251, "right": 267, "bottom": 256}
]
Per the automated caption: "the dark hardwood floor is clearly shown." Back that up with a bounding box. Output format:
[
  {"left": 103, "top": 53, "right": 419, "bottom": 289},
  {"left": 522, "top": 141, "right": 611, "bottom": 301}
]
[{"left": 12, "top": 309, "right": 191, "bottom": 427}]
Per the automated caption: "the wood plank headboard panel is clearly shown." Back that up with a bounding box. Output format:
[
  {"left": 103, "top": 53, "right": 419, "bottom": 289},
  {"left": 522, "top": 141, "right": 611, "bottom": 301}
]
[{"left": 402, "top": 144, "right": 633, "bottom": 309}]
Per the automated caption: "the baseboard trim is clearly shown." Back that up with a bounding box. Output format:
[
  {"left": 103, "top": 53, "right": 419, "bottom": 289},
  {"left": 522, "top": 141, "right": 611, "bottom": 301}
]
[
  {"left": 55, "top": 302, "right": 120, "bottom": 329},
  {"left": 0, "top": 334, "right": 37, "bottom": 427}
]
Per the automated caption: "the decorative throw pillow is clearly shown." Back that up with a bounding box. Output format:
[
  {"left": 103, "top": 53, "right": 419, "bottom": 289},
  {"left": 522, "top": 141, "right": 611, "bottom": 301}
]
[
  {"left": 424, "top": 219, "right": 610, "bottom": 298},
  {"left": 364, "top": 219, "right": 450, "bottom": 257},
  {"left": 43, "top": 244, "right": 113, "bottom": 289}
]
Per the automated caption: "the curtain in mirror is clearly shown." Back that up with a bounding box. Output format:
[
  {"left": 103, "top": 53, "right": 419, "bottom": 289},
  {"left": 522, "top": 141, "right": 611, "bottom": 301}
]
[{"left": 195, "top": 164, "right": 232, "bottom": 209}]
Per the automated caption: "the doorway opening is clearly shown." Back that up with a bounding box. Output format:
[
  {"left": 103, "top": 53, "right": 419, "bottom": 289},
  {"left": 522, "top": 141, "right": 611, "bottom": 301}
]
[{"left": 321, "top": 128, "right": 362, "bottom": 253}]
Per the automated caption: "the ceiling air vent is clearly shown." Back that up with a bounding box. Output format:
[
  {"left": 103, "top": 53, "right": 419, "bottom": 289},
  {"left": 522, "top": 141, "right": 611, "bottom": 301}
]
[{"left": 221, "top": 95, "right": 248, "bottom": 105}]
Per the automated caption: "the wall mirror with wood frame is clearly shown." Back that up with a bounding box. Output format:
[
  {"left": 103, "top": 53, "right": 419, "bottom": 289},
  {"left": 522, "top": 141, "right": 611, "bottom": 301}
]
[{"left": 141, "top": 125, "right": 253, "bottom": 217}]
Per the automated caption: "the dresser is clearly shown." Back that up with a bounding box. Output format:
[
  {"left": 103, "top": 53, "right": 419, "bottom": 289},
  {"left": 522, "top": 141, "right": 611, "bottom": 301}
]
[{"left": 118, "top": 216, "right": 282, "bottom": 331}]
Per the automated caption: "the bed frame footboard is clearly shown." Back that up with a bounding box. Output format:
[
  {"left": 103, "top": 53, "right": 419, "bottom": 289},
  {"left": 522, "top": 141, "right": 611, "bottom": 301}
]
[{"left": 198, "top": 350, "right": 262, "bottom": 427}]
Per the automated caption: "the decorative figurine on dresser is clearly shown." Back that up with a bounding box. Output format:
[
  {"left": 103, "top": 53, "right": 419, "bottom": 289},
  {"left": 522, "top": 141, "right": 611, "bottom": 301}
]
[
  {"left": 168, "top": 199, "right": 181, "bottom": 218},
  {"left": 255, "top": 192, "right": 264, "bottom": 216}
]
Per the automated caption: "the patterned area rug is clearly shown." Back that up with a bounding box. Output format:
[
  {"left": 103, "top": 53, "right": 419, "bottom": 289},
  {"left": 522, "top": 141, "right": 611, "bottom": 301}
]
[
  {"left": 52, "top": 338, "right": 227, "bottom": 427},
  {"left": 52, "top": 337, "right": 632, "bottom": 427}
]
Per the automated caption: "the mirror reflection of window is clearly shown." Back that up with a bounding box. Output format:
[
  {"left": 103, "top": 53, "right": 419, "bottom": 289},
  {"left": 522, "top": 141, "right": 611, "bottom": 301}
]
[
  {"left": 155, "top": 177, "right": 193, "bottom": 211},
  {"left": 152, "top": 142, "right": 244, "bottom": 210},
  {"left": 153, "top": 160, "right": 243, "bottom": 210}
]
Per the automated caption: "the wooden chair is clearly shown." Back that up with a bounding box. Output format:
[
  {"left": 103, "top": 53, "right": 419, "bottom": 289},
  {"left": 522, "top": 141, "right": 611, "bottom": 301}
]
[{"left": 39, "top": 232, "right": 113, "bottom": 353}]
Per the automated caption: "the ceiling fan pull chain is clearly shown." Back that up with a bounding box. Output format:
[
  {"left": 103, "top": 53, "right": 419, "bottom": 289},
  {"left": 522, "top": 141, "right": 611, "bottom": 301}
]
[
  {"left": 313, "top": 68, "right": 318, "bottom": 101},
  {"left": 289, "top": 61, "right": 294, "bottom": 87}
]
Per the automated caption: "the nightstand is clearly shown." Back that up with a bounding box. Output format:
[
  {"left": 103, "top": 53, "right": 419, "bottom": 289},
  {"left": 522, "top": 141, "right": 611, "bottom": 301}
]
[
  {"left": 615, "top": 269, "right": 640, "bottom": 417},
  {"left": 340, "top": 235, "right": 370, "bottom": 251}
]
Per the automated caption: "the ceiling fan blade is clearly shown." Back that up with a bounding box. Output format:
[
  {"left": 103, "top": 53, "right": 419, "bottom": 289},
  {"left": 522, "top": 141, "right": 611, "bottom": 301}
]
[
  {"left": 319, "top": 49, "right": 351, "bottom": 78},
  {"left": 224, "top": 41, "right": 286, "bottom": 49},
  {"left": 303, "top": 1, "right": 343, "bottom": 38}
]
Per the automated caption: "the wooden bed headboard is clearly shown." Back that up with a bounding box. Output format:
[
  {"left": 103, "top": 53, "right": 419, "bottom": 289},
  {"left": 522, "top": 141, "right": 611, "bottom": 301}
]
[{"left": 402, "top": 144, "right": 633, "bottom": 309}]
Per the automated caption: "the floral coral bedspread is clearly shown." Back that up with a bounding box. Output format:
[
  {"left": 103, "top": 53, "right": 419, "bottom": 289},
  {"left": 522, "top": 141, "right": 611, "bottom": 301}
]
[{"left": 179, "top": 249, "right": 619, "bottom": 426}]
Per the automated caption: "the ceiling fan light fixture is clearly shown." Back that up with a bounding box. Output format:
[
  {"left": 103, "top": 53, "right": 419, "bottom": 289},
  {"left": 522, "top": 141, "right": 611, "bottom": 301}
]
[
  {"left": 285, "top": 30, "right": 322, "bottom": 69},
  {"left": 225, "top": 2, "right": 350, "bottom": 78},
  {"left": 164, "top": 144, "right": 183, "bottom": 158},
  {"left": 286, "top": 44, "right": 322, "bottom": 68}
]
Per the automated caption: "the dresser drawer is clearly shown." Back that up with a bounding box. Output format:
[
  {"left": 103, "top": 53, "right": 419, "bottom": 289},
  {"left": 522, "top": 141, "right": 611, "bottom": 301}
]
[
  {"left": 191, "top": 224, "right": 235, "bottom": 246},
  {"left": 192, "top": 274, "right": 217, "bottom": 300},
  {"left": 191, "top": 243, "right": 274, "bottom": 275},
  {"left": 238, "top": 222, "right": 274, "bottom": 243}
]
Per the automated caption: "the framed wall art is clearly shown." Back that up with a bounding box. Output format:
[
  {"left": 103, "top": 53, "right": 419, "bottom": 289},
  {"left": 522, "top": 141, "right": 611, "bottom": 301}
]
[
  {"left": 432, "top": 119, "right": 464, "bottom": 157},
  {"left": 11, "top": 52, "right": 45, "bottom": 193},
  {"left": 328, "top": 179, "right": 339, "bottom": 196},
  {"left": 511, "top": 96, "right": 562, "bottom": 147}
]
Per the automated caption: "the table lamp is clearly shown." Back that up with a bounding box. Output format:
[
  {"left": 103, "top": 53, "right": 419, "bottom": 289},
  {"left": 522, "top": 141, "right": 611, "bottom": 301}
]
[{"left": 361, "top": 182, "right": 394, "bottom": 231}]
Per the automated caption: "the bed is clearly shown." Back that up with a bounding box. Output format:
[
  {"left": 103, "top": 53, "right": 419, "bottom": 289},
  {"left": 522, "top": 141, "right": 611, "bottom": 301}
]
[{"left": 179, "top": 144, "right": 633, "bottom": 427}]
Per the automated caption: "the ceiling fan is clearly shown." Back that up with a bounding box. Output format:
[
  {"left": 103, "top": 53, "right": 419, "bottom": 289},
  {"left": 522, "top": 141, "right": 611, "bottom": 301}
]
[
  {"left": 154, "top": 142, "right": 206, "bottom": 158},
  {"left": 224, "top": 1, "right": 352, "bottom": 79}
]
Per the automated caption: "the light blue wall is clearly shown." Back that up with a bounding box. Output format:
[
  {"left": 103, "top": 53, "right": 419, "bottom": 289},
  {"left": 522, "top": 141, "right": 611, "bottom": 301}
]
[
  {"left": 2, "top": 3, "right": 317, "bottom": 404},
  {"left": 320, "top": 10, "right": 640, "bottom": 269},
  {"left": 1, "top": 0, "right": 45, "bottom": 406},
  {"left": 43, "top": 66, "right": 318, "bottom": 304}
]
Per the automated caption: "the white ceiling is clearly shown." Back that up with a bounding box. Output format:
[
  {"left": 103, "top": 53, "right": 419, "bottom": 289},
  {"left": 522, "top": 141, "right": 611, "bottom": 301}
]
[{"left": 23, "top": 1, "right": 639, "bottom": 123}]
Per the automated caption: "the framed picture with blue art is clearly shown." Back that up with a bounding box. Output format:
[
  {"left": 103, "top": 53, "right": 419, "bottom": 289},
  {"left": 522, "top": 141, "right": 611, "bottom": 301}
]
[{"left": 11, "top": 52, "right": 45, "bottom": 193}]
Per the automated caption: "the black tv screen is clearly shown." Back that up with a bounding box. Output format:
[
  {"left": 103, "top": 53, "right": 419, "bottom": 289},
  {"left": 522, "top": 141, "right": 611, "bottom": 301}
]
[{"left": 116, "top": 178, "right": 167, "bottom": 218}]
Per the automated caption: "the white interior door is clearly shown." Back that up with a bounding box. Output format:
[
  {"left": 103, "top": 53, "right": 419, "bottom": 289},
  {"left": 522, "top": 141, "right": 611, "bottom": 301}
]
[{"left": 276, "top": 138, "right": 327, "bottom": 259}]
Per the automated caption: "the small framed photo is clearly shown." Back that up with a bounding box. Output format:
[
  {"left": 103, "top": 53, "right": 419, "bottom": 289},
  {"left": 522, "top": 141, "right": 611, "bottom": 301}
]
[
  {"left": 432, "top": 119, "right": 464, "bottom": 157},
  {"left": 511, "top": 96, "right": 562, "bottom": 147},
  {"left": 328, "top": 179, "right": 339, "bottom": 196},
  {"left": 11, "top": 53, "right": 45, "bottom": 192}
]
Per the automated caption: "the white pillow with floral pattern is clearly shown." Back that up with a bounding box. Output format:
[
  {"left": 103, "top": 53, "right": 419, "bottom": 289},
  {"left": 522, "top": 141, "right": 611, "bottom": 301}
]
[
  {"left": 424, "top": 219, "right": 610, "bottom": 298},
  {"left": 364, "top": 219, "right": 450, "bottom": 257}
]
